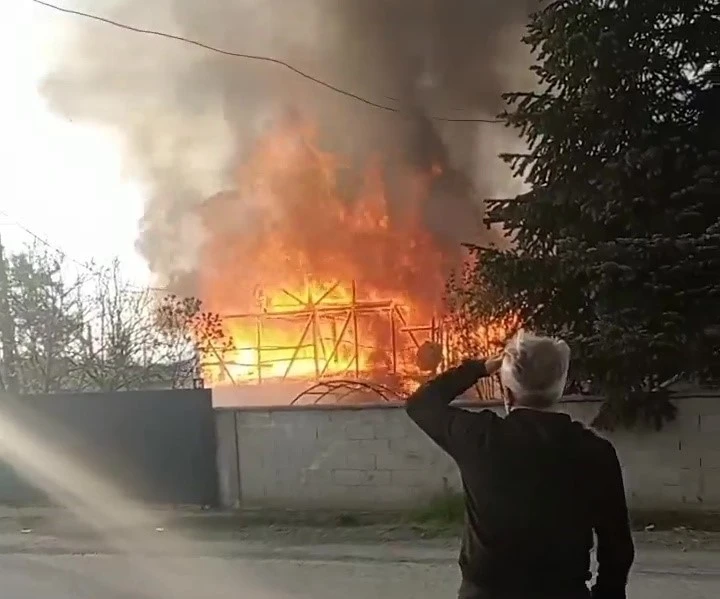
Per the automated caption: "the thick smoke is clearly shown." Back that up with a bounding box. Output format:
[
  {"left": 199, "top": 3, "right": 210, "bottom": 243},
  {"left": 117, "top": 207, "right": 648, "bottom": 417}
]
[{"left": 42, "top": 0, "right": 535, "bottom": 296}]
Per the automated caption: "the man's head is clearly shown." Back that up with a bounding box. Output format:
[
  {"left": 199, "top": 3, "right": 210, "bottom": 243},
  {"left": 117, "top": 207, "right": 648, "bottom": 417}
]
[{"left": 499, "top": 330, "right": 570, "bottom": 412}]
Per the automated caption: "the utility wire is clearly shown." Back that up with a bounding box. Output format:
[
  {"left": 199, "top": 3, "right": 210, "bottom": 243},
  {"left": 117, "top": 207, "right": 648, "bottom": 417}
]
[
  {"left": 0, "top": 209, "right": 98, "bottom": 272},
  {"left": 0, "top": 209, "right": 166, "bottom": 293},
  {"left": 30, "top": 0, "right": 504, "bottom": 124}
]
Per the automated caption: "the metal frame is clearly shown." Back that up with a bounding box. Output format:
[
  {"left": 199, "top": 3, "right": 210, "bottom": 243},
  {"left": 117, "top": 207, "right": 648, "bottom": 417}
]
[
  {"left": 289, "top": 379, "right": 406, "bottom": 405},
  {"left": 200, "top": 280, "right": 441, "bottom": 386},
  {"left": 199, "top": 280, "right": 506, "bottom": 402}
]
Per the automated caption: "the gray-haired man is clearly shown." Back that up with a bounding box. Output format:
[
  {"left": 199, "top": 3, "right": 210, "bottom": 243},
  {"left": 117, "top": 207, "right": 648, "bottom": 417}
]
[{"left": 406, "top": 331, "right": 634, "bottom": 599}]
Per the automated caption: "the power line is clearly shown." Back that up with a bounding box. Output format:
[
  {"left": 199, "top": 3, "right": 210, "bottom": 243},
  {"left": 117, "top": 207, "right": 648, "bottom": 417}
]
[
  {"left": 0, "top": 209, "right": 96, "bottom": 272},
  {"left": 30, "top": 0, "right": 504, "bottom": 124},
  {"left": 0, "top": 209, "right": 166, "bottom": 293}
]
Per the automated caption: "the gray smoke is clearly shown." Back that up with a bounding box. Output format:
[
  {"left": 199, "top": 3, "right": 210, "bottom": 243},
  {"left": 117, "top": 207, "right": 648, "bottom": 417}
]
[{"left": 42, "top": 0, "right": 534, "bottom": 301}]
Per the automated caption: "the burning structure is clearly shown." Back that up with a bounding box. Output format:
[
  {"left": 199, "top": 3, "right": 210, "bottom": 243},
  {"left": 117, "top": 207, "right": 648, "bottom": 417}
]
[
  {"left": 195, "top": 115, "right": 476, "bottom": 392},
  {"left": 42, "top": 0, "right": 533, "bottom": 403},
  {"left": 193, "top": 113, "right": 520, "bottom": 403}
]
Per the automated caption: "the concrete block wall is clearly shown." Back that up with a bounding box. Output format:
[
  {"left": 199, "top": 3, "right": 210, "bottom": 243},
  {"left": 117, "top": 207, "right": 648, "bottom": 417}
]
[
  {"left": 229, "top": 406, "right": 460, "bottom": 508},
  {"left": 214, "top": 394, "right": 720, "bottom": 511}
]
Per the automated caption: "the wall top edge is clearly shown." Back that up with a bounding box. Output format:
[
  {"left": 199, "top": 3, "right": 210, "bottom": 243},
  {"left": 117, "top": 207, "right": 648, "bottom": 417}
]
[{"left": 214, "top": 391, "right": 720, "bottom": 413}]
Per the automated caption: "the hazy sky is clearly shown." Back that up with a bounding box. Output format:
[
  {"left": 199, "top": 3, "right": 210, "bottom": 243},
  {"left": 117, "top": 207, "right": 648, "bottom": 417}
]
[{"left": 1, "top": 1, "right": 149, "bottom": 284}]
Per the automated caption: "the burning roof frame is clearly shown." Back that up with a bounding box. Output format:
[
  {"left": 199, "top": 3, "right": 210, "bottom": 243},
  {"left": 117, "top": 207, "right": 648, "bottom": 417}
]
[
  {"left": 199, "top": 279, "right": 504, "bottom": 402},
  {"left": 199, "top": 279, "right": 444, "bottom": 387}
]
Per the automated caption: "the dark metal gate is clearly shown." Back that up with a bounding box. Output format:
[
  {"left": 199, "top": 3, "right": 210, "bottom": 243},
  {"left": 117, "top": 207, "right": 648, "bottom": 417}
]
[{"left": 0, "top": 389, "right": 218, "bottom": 506}]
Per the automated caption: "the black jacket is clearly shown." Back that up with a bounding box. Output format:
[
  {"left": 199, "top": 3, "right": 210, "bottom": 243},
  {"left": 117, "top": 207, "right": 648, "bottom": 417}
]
[{"left": 406, "top": 360, "right": 634, "bottom": 599}]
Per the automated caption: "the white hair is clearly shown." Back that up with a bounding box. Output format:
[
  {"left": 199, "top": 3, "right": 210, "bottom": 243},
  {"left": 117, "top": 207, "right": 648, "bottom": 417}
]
[{"left": 499, "top": 330, "right": 571, "bottom": 406}]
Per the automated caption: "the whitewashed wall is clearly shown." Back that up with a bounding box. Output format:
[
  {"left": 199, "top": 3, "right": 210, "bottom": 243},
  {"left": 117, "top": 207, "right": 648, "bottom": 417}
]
[{"left": 215, "top": 394, "right": 720, "bottom": 511}]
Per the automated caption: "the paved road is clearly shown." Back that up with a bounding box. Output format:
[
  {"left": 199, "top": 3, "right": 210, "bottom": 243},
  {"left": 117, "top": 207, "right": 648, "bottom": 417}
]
[{"left": 1, "top": 552, "right": 718, "bottom": 599}]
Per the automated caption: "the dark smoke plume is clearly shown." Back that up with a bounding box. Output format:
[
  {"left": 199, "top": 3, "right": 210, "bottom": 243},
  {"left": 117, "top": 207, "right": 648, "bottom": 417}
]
[{"left": 42, "top": 0, "right": 535, "bottom": 295}]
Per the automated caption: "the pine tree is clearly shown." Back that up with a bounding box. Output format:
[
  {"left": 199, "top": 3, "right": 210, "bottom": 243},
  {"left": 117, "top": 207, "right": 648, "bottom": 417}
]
[{"left": 460, "top": 0, "right": 720, "bottom": 428}]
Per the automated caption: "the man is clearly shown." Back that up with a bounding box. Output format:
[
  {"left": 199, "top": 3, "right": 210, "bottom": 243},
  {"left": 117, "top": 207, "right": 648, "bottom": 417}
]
[{"left": 406, "top": 330, "right": 634, "bottom": 599}]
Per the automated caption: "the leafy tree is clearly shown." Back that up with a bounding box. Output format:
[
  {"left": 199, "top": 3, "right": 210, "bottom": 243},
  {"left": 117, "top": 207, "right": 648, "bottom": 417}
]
[
  {"left": 154, "top": 293, "right": 228, "bottom": 388},
  {"left": 70, "top": 260, "right": 205, "bottom": 391},
  {"left": 69, "top": 260, "right": 155, "bottom": 391},
  {"left": 453, "top": 0, "right": 720, "bottom": 429},
  {"left": 0, "top": 247, "right": 222, "bottom": 393},
  {"left": 5, "top": 245, "right": 86, "bottom": 393}
]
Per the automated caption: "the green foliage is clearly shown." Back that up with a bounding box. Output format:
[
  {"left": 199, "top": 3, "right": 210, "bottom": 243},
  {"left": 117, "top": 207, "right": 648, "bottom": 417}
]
[
  {"left": 409, "top": 492, "right": 465, "bottom": 527},
  {"left": 593, "top": 388, "right": 678, "bottom": 432},
  {"left": 452, "top": 1, "right": 720, "bottom": 427},
  {"left": 5, "top": 247, "right": 85, "bottom": 393},
  {"left": 0, "top": 245, "right": 220, "bottom": 393},
  {"left": 155, "top": 294, "right": 228, "bottom": 353}
]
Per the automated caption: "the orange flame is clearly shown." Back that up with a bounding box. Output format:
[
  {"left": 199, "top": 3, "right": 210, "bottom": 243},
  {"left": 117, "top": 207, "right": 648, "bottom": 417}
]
[{"left": 194, "top": 117, "right": 470, "bottom": 387}]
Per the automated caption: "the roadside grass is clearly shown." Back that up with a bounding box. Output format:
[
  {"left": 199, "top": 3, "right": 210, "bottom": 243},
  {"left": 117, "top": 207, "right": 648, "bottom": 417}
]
[
  {"left": 160, "top": 502, "right": 720, "bottom": 536},
  {"left": 4, "top": 503, "right": 720, "bottom": 541}
]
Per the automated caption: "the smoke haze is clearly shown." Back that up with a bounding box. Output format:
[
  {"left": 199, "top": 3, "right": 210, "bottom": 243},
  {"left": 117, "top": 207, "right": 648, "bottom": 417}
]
[{"left": 42, "top": 0, "right": 535, "bottom": 296}]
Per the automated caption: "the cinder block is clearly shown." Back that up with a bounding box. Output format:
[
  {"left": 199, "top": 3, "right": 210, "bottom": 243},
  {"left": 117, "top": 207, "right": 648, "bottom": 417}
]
[
  {"left": 376, "top": 450, "right": 427, "bottom": 471},
  {"left": 630, "top": 486, "right": 671, "bottom": 507},
  {"left": 700, "top": 469, "right": 720, "bottom": 504},
  {"left": 626, "top": 467, "right": 700, "bottom": 506},
  {"left": 676, "top": 446, "right": 704, "bottom": 470},
  {"left": 701, "top": 413, "right": 720, "bottom": 433},
  {"left": 363, "top": 484, "right": 429, "bottom": 507},
  {"left": 373, "top": 419, "right": 410, "bottom": 440},
  {"left": 344, "top": 448, "right": 377, "bottom": 470},
  {"left": 391, "top": 469, "right": 439, "bottom": 487},
  {"left": 624, "top": 464, "right": 684, "bottom": 488},
  {"left": 274, "top": 467, "right": 304, "bottom": 485},
  {"left": 366, "top": 470, "right": 392, "bottom": 485},
  {"left": 682, "top": 431, "right": 720, "bottom": 451},
  {"left": 332, "top": 469, "right": 369, "bottom": 486},
  {"left": 674, "top": 407, "right": 702, "bottom": 434},
  {"left": 613, "top": 430, "right": 683, "bottom": 453},
  {"left": 619, "top": 447, "right": 695, "bottom": 473},
  {"left": 302, "top": 440, "right": 348, "bottom": 470},
  {"left": 345, "top": 423, "right": 376, "bottom": 440},
  {"left": 701, "top": 451, "right": 720, "bottom": 469},
  {"left": 236, "top": 411, "right": 273, "bottom": 428},
  {"left": 679, "top": 468, "right": 702, "bottom": 502},
  {"left": 262, "top": 445, "right": 293, "bottom": 470},
  {"left": 236, "top": 446, "right": 261, "bottom": 471},
  {"left": 275, "top": 425, "right": 323, "bottom": 455},
  {"left": 693, "top": 397, "right": 720, "bottom": 417},
  {"left": 389, "top": 436, "right": 437, "bottom": 455},
  {"left": 299, "top": 467, "right": 332, "bottom": 488},
  {"left": 268, "top": 410, "right": 300, "bottom": 427},
  {"left": 357, "top": 439, "right": 391, "bottom": 454},
  {"left": 329, "top": 410, "right": 374, "bottom": 425},
  {"left": 326, "top": 484, "right": 395, "bottom": 506},
  {"left": 311, "top": 412, "right": 337, "bottom": 432}
]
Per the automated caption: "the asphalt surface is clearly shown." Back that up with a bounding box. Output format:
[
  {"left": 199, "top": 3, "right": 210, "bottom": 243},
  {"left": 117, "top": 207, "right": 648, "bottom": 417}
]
[
  {"left": 0, "top": 507, "right": 718, "bottom": 598},
  {"left": 1, "top": 546, "right": 718, "bottom": 598}
]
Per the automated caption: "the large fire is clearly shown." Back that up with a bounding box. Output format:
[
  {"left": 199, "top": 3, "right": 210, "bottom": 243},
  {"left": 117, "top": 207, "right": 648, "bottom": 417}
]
[{"left": 193, "top": 115, "right": 498, "bottom": 389}]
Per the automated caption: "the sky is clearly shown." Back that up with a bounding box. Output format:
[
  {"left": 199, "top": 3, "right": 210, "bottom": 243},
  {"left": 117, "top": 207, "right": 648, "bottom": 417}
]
[{"left": 0, "top": 1, "right": 150, "bottom": 285}]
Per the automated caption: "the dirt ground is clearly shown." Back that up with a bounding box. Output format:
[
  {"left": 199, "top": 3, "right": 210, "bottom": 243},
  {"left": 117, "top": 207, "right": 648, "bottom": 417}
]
[
  {"left": 149, "top": 520, "right": 720, "bottom": 553},
  {"left": 0, "top": 507, "right": 717, "bottom": 598},
  {"left": 0, "top": 506, "right": 719, "bottom": 554}
]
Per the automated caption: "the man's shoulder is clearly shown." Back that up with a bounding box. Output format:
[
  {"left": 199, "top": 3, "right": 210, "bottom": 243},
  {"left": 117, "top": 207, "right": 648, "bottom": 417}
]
[
  {"left": 474, "top": 407, "right": 504, "bottom": 422},
  {"left": 567, "top": 419, "right": 618, "bottom": 458},
  {"left": 457, "top": 406, "right": 503, "bottom": 432}
]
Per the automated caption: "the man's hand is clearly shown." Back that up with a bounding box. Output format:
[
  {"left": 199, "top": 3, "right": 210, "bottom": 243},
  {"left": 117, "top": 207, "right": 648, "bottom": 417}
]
[{"left": 484, "top": 354, "right": 504, "bottom": 376}]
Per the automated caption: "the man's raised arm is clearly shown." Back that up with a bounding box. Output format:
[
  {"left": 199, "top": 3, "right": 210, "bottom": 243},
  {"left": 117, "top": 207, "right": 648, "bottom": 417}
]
[{"left": 405, "top": 358, "right": 499, "bottom": 456}]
